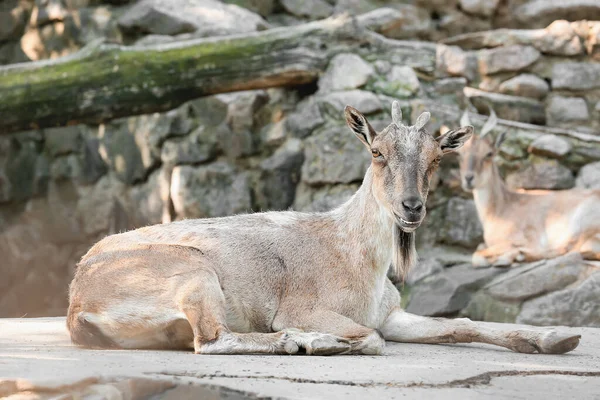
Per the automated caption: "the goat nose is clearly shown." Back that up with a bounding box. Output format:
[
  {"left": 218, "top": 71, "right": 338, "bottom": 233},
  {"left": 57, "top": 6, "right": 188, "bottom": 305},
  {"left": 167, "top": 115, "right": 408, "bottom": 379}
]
[
  {"left": 402, "top": 197, "right": 423, "bottom": 213},
  {"left": 465, "top": 174, "right": 474, "bottom": 183}
]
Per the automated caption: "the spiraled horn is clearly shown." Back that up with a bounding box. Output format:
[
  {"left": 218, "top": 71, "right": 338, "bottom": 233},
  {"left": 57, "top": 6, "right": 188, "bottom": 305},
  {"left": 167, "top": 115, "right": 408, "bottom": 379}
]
[{"left": 392, "top": 100, "right": 403, "bottom": 127}]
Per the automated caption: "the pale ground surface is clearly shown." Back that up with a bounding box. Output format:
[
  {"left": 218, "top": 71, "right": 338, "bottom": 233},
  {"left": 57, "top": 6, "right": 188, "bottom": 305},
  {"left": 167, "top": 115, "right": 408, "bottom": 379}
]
[{"left": 1, "top": 317, "right": 599, "bottom": 399}]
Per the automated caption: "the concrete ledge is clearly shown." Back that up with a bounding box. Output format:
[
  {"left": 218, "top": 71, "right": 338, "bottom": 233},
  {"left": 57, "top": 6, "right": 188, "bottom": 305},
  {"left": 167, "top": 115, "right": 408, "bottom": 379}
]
[{"left": 1, "top": 318, "right": 599, "bottom": 399}]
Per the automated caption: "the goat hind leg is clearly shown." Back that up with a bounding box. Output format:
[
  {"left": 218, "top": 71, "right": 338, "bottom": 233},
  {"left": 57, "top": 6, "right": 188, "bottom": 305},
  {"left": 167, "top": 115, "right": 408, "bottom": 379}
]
[{"left": 381, "top": 309, "right": 580, "bottom": 354}]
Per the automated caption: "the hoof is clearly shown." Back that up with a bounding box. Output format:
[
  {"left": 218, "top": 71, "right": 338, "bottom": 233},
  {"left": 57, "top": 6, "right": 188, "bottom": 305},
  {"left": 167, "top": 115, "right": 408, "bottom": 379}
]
[
  {"left": 538, "top": 331, "right": 581, "bottom": 354},
  {"left": 282, "top": 331, "right": 351, "bottom": 356},
  {"left": 472, "top": 253, "right": 492, "bottom": 268}
]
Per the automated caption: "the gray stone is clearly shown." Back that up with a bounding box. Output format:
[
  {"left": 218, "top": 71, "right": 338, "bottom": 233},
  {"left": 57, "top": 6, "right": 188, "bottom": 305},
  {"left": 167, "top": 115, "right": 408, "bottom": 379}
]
[
  {"left": 293, "top": 183, "right": 359, "bottom": 212},
  {"left": 406, "top": 264, "right": 505, "bottom": 316},
  {"left": 576, "top": 161, "right": 600, "bottom": 189},
  {"left": 546, "top": 96, "right": 590, "bottom": 125},
  {"left": 436, "top": 9, "right": 492, "bottom": 40},
  {"left": 0, "top": 1, "right": 28, "bottom": 42},
  {"left": 1, "top": 133, "right": 42, "bottom": 203},
  {"left": 222, "top": 0, "right": 275, "bottom": 17},
  {"left": 257, "top": 139, "right": 304, "bottom": 210},
  {"left": 517, "top": 271, "right": 600, "bottom": 327},
  {"left": 217, "top": 90, "right": 269, "bottom": 134},
  {"left": 552, "top": 62, "right": 600, "bottom": 91},
  {"left": 50, "top": 155, "right": 82, "bottom": 182},
  {"left": 372, "top": 66, "right": 420, "bottom": 98},
  {"left": 436, "top": 44, "right": 478, "bottom": 81},
  {"left": 334, "top": 0, "right": 379, "bottom": 16},
  {"left": 318, "top": 54, "right": 374, "bottom": 92},
  {"left": 44, "top": 126, "right": 82, "bottom": 157},
  {"left": 486, "top": 253, "right": 586, "bottom": 301},
  {"left": 464, "top": 87, "right": 545, "bottom": 125},
  {"left": 161, "top": 126, "right": 218, "bottom": 166},
  {"left": 459, "top": 0, "right": 499, "bottom": 17},
  {"left": 516, "top": 0, "right": 600, "bottom": 29},
  {"left": 461, "top": 290, "right": 520, "bottom": 323},
  {"left": 76, "top": 175, "right": 129, "bottom": 236},
  {"left": 285, "top": 102, "right": 325, "bottom": 138},
  {"left": 170, "top": 162, "right": 251, "bottom": 218},
  {"left": 280, "top": 0, "right": 332, "bottom": 19},
  {"left": 128, "top": 169, "right": 168, "bottom": 227},
  {"left": 406, "top": 257, "right": 444, "bottom": 286},
  {"left": 477, "top": 45, "right": 540, "bottom": 76},
  {"left": 301, "top": 125, "right": 370, "bottom": 185},
  {"left": 118, "top": 0, "right": 268, "bottom": 37},
  {"left": 97, "top": 121, "right": 147, "bottom": 184},
  {"left": 506, "top": 159, "right": 574, "bottom": 190},
  {"left": 317, "top": 90, "right": 383, "bottom": 116},
  {"left": 498, "top": 74, "right": 549, "bottom": 100},
  {"left": 261, "top": 120, "right": 287, "bottom": 147},
  {"left": 79, "top": 128, "right": 108, "bottom": 185},
  {"left": 439, "top": 197, "right": 483, "bottom": 249},
  {"left": 528, "top": 134, "right": 572, "bottom": 158}
]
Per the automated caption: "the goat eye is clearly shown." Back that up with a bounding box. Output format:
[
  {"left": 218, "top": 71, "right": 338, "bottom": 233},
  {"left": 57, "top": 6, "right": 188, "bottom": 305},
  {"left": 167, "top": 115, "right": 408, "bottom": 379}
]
[
  {"left": 485, "top": 152, "right": 493, "bottom": 158},
  {"left": 371, "top": 149, "right": 383, "bottom": 159}
]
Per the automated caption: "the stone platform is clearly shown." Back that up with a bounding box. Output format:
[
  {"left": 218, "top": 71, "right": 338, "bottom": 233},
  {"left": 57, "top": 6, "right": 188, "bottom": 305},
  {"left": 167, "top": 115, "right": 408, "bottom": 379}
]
[{"left": 1, "top": 318, "right": 599, "bottom": 399}]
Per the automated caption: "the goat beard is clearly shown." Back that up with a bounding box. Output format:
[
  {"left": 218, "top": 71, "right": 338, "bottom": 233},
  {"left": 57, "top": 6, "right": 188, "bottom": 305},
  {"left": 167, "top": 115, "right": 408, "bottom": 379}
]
[{"left": 392, "top": 224, "right": 416, "bottom": 284}]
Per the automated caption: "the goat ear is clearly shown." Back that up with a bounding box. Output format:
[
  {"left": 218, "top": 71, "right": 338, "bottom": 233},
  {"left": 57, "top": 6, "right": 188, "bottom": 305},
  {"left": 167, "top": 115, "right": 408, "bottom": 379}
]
[
  {"left": 345, "top": 105, "right": 377, "bottom": 148},
  {"left": 495, "top": 131, "right": 507, "bottom": 149},
  {"left": 437, "top": 126, "right": 473, "bottom": 154}
]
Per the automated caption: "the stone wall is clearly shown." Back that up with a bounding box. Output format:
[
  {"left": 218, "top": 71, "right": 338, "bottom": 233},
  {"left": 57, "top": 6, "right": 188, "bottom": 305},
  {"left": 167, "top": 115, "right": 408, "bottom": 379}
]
[{"left": 0, "top": 0, "right": 599, "bottom": 325}]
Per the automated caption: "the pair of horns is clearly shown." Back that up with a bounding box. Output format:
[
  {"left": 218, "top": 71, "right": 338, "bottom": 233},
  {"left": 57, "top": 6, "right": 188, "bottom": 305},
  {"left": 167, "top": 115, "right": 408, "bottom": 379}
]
[
  {"left": 391, "top": 100, "right": 430, "bottom": 130},
  {"left": 460, "top": 106, "right": 498, "bottom": 138}
]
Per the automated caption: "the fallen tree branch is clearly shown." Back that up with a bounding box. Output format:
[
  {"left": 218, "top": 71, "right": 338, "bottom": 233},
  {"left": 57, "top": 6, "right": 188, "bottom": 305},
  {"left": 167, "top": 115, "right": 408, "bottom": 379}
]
[{"left": 0, "top": 12, "right": 436, "bottom": 134}]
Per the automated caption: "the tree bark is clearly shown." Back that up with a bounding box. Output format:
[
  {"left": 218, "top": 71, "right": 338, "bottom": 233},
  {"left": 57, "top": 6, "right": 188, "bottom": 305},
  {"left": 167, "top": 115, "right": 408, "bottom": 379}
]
[{"left": 0, "top": 14, "right": 436, "bottom": 135}]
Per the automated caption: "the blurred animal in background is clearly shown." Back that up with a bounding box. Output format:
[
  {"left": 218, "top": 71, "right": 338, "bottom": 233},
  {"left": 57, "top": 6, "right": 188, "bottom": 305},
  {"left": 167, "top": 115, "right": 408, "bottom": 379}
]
[
  {"left": 457, "top": 109, "right": 600, "bottom": 268},
  {"left": 66, "top": 102, "right": 581, "bottom": 356}
]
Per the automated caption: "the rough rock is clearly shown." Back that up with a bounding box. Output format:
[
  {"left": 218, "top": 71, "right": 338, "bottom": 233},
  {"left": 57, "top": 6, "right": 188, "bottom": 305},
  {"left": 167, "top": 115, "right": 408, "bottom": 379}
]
[
  {"left": 170, "top": 162, "right": 251, "bottom": 218},
  {"left": 128, "top": 169, "right": 168, "bottom": 227},
  {"left": 280, "top": 0, "right": 332, "bottom": 20},
  {"left": 222, "top": 0, "right": 275, "bottom": 17},
  {"left": 461, "top": 291, "right": 521, "bottom": 323},
  {"left": 546, "top": 96, "right": 590, "bottom": 125},
  {"left": 406, "top": 264, "right": 505, "bottom": 316},
  {"left": 517, "top": 271, "right": 600, "bottom": 327},
  {"left": 406, "top": 257, "right": 444, "bottom": 286},
  {"left": 464, "top": 87, "right": 545, "bottom": 125},
  {"left": 161, "top": 126, "right": 218, "bottom": 165},
  {"left": 118, "top": 0, "right": 268, "bottom": 37},
  {"left": 381, "top": 4, "right": 431, "bottom": 40},
  {"left": 528, "top": 134, "right": 572, "bottom": 158},
  {"left": 44, "top": 126, "right": 82, "bottom": 157},
  {"left": 0, "top": 0, "right": 29, "bottom": 42},
  {"left": 438, "top": 197, "right": 483, "bottom": 249},
  {"left": 515, "top": 0, "right": 600, "bottom": 29},
  {"left": 257, "top": 139, "right": 304, "bottom": 210},
  {"left": 486, "top": 254, "right": 587, "bottom": 301},
  {"left": 436, "top": 44, "right": 478, "bottom": 81},
  {"left": 436, "top": 9, "right": 492, "bottom": 39},
  {"left": 285, "top": 101, "right": 325, "bottom": 138},
  {"left": 506, "top": 159, "right": 575, "bottom": 190},
  {"left": 317, "top": 90, "right": 383, "bottom": 116},
  {"left": 498, "top": 74, "right": 549, "bottom": 100},
  {"left": 293, "top": 183, "right": 359, "bottom": 212},
  {"left": 333, "top": 0, "right": 379, "bottom": 16},
  {"left": 1, "top": 132, "right": 42, "bottom": 203},
  {"left": 76, "top": 175, "right": 129, "bottom": 236},
  {"left": 575, "top": 161, "right": 600, "bottom": 189},
  {"left": 372, "top": 66, "right": 420, "bottom": 98},
  {"left": 477, "top": 45, "right": 541, "bottom": 76},
  {"left": 552, "top": 62, "right": 600, "bottom": 91},
  {"left": 459, "top": 0, "right": 499, "bottom": 17},
  {"left": 318, "top": 53, "right": 374, "bottom": 92},
  {"left": 301, "top": 125, "right": 370, "bottom": 185}
]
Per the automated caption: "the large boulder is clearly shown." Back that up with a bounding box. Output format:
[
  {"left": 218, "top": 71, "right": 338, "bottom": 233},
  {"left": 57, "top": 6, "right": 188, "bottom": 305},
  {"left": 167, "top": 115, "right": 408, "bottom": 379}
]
[
  {"left": 551, "top": 62, "right": 600, "bottom": 91},
  {"left": 170, "top": 162, "right": 251, "bottom": 218},
  {"left": 118, "top": 0, "right": 268, "bottom": 37},
  {"left": 506, "top": 159, "right": 574, "bottom": 190},
  {"left": 318, "top": 54, "right": 375, "bottom": 93},
  {"left": 517, "top": 271, "right": 600, "bottom": 327},
  {"left": 477, "top": 45, "right": 540, "bottom": 76},
  {"left": 498, "top": 74, "right": 549, "bottom": 100},
  {"left": 576, "top": 161, "right": 600, "bottom": 189},
  {"left": 301, "top": 125, "right": 370, "bottom": 185},
  {"left": 438, "top": 197, "right": 483, "bottom": 249},
  {"left": 515, "top": 0, "right": 600, "bottom": 29},
  {"left": 546, "top": 96, "right": 590, "bottom": 126},
  {"left": 406, "top": 264, "right": 505, "bottom": 316},
  {"left": 528, "top": 134, "right": 572, "bottom": 159}
]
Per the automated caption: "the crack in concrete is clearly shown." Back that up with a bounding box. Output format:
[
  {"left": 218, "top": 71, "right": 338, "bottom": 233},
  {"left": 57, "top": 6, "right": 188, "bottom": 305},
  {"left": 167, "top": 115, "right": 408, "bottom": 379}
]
[{"left": 151, "top": 369, "right": 600, "bottom": 390}]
